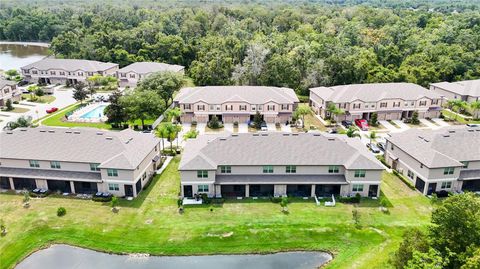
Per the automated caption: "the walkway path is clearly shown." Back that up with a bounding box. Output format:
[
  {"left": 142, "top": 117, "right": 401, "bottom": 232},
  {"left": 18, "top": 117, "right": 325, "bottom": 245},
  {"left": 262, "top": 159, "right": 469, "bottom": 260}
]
[
  {"left": 238, "top": 123, "right": 248, "bottom": 133},
  {"left": 267, "top": 123, "right": 276, "bottom": 132},
  {"left": 391, "top": 120, "right": 410, "bottom": 131},
  {"left": 378, "top": 120, "right": 400, "bottom": 133}
]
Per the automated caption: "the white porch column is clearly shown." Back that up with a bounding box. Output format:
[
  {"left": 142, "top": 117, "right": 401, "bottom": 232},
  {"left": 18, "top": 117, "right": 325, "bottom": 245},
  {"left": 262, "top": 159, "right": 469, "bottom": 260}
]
[
  {"left": 245, "top": 184, "right": 249, "bottom": 197},
  {"left": 311, "top": 184, "right": 316, "bottom": 197},
  {"left": 274, "top": 184, "right": 287, "bottom": 197},
  {"left": 70, "top": 181, "right": 75, "bottom": 193},
  {"left": 180, "top": 184, "right": 184, "bottom": 197},
  {"left": 9, "top": 177, "right": 14, "bottom": 190},
  {"left": 215, "top": 184, "right": 222, "bottom": 198}
]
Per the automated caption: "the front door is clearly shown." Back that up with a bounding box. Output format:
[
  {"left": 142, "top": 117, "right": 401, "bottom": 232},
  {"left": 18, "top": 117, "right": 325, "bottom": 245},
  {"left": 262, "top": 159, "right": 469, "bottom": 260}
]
[
  {"left": 368, "top": 185, "right": 379, "bottom": 197},
  {"left": 183, "top": 185, "right": 193, "bottom": 198},
  {"left": 124, "top": 185, "right": 134, "bottom": 197},
  {"left": 427, "top": 183, "right": 437, "bottom": 195},
  {"left": 391, "top": 159, "right": 398, "bottom": 170}
]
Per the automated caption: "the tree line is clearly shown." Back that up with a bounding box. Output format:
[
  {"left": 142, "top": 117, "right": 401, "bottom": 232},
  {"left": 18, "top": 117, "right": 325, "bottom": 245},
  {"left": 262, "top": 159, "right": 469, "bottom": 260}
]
[{"left": 2, "top": 2, "right": 480, "bottom": 96}]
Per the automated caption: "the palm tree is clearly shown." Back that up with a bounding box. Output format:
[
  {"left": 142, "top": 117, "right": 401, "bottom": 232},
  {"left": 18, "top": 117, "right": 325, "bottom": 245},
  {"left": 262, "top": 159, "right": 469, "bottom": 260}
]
[
  {"left": 469, "top": 101, "right": 480, "bottom": 119},
  {"left": 174, "top": 124, "right": 183, "bottom": 149},
  {"left": 346, "top": 126, "right": 360, "bottom": 138},
  {"left": 167, "top": 107, "right": 183, "bottom": 123},
  {"left": 326, "top": 103, "right": 345, "bottom": 123},
  {"left": 155, "top": 123, "right": 168, "bottom": 153},
  {"left": 446, "top": 100, "right": 467, "bottom": 120},
  {"left": 294, "top": 104, "right": 311, "bottom": 128}
]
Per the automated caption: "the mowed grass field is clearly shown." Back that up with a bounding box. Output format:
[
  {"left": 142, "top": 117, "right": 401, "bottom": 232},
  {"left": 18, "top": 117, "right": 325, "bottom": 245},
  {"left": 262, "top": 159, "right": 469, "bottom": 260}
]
[{"left": 0, "top": 157, "right": 432, "bottom": 269}]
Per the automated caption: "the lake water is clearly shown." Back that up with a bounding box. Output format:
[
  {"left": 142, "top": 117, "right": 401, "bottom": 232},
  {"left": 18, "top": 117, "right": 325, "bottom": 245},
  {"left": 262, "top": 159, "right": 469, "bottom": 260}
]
[
  {"left": 16, "top": 245, "right": 332, "bottom": 269},
  {"left": 0, "top": 43, "right": 49, "bottom": 71}
]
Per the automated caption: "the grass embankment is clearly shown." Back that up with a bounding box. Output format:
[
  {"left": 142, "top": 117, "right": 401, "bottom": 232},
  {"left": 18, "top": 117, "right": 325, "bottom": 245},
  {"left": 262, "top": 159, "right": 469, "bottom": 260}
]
[
  {"left": 441, "top": 109, "right": 480, "bottom": 124},
  {"left": 0, "top": 157, "right": 432, "bottom": 269},
  {"left": 1, "top": 106, "right": 29, "bottom": 113},
  {"left": 39, "top": 103, "right": 154, "bottom": 129}
]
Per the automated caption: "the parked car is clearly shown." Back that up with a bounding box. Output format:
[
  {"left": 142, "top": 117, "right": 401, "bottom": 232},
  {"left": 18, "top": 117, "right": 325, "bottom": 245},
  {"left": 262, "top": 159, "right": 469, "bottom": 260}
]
[
  {"left": 355, "top": 119, "right": 369, "bottom": 131},
  {"left": 466, "top": 123, "right": 479, "bottom": 128},
  {"left": 18, "top": 80, "right": 29, "bottom": 87},
  {"left": 341, "top": 120, "right": 352, "bottom": 128},
  {"left": 377, "top": 142, "right": 386, "bottom": 151},
  {"left": 367, "top": 143, "right": 381, "bottom": 153},
  {"left": 260, "top": 122, "right": 268, "bottom": 131},
  {"left": 328, "top": 128, "right": 338, "bottom": 134},
  {"left": 46, "top": 107, "right": 58, "bottom": 113}
]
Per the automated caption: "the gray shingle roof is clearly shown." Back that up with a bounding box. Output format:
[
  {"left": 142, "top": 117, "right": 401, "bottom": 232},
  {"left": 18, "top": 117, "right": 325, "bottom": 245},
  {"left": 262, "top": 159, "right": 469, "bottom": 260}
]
[
  {"left": 117, "top": 62, "right": 184, "bottom": 74},
  {"left": 174, "top": 86, "right": 299, "bottom": 104},
  {"left": 179, "top": 133, "right": 384, "bottom": 171},
  {"left": 310, "top": 83, "right": 442, "bottom": 103},
  {"left": 430, "top": 79, "right": 480, "bottom": 98},
  {"left": 21, "top": 59, "right": 118, "bottom": 72},
  {"left": 0, "top": 78, "right": 16, "bottom": 89},
  {"left": 386, "top": 126, "right": 480, "bottom": 168},
  {"left": 0, "top": 127, "right": 159, "bottom": 169},
  {"left": 0, "top": 167, "right": 101, "bottom": 182}
]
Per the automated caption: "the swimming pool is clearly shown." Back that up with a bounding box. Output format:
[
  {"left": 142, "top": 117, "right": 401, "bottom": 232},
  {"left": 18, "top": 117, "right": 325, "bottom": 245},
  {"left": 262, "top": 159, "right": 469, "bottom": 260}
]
[{"left": 80, "top": 105, "right": 107, "bottom": 119}]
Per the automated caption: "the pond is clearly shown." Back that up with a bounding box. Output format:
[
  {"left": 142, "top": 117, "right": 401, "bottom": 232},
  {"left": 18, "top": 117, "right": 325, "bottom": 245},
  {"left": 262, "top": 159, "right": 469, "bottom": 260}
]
[
  {"left": 16, "top": 245, "right": 332, "bottom": 269},
  {"left": 0, "top": 42, "right": 49, "bottom": 71}
]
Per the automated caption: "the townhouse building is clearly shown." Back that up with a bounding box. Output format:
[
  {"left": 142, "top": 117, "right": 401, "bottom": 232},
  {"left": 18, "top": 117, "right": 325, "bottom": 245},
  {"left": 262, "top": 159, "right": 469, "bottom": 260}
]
[
  {"left": 430, "top": 79, "right": 480, "bottom": 103},
  {"left": 173, "top": 86, "right": 299, "bottom": 124},
  {"left": 0, "top": 78, "right": 21, "bottom": 107},
  {"left": 384, "top": 126, "right": 480, "bottom": 195},
  {"left": 116, "top": 62, "right": 184, "bottom": 87},
  {"left": 179, "top": 133, "right": 384, "bottom": 199},
  {"left": 0, "top": 127, "right": 161, "bottom": 197},
  {"left": 310, "top": 83, "right": 444, "bottom": 121},
  {"left": 21, "top": 58, "right": 118, "bottom": 85}
]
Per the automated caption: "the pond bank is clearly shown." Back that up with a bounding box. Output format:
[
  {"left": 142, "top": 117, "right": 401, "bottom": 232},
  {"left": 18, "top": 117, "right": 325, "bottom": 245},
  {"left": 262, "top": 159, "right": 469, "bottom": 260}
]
[
  {"left": 16, "top": 244, "right": 333, "bottom": 269},
  {"left": 0, "top": 41, "right": 50, "bottom": 47}
]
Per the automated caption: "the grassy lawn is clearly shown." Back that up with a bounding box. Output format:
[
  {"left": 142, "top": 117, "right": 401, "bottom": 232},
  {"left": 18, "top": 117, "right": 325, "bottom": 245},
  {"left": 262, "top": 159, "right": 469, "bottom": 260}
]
[
  {"left": 0, "top": 157, "right": 432, "bottom": 269},
  {"left": 441, "top": 110, "right": 480, "bottom": 124},
  {"left": 39, "top": 103, "right": 155, "bottom": 130},
  {"left": 21, "top": 94, "right": 56, "bottom": 104},
  {"left": 303, "top": 112, "right": 327, "bottom": 131},
  {"left": 1, "top": 106, "right": 29, "bottom": 113}
]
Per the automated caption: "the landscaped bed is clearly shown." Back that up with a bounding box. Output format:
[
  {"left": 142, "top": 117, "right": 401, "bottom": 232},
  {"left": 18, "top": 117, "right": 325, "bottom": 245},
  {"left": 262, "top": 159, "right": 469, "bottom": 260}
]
[{"left": 0, "top": 157, "right": 433, "bottom": 269}]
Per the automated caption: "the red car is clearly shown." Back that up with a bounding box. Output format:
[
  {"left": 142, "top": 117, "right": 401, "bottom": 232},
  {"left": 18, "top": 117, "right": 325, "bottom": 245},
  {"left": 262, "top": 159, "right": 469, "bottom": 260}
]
[
  {"left": 355, "top": 119, "right": 369, "bottom": 131},
  {"left": 46, "top": 107, "right": 58, "bottom": 113}
]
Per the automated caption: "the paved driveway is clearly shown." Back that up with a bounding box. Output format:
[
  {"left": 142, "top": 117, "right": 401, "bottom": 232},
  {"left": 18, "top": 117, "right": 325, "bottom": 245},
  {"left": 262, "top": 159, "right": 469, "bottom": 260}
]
[
  {"left": 238, "top": 123, "right": 248, "bottom": 133},
  {"left": 196, "top": 123, "right": 206, "bottom": 135},
  {"left": 224, "top": 123, "right": 234, "bottom": 133},
  {"left": 267, "top": 123, "right": 277, "bottom": 132},
  {"left": 281, "top": 124, "right": 292, "bottom": 133},
  {"left": 378, "top": 120, "right": 400, "bottom": 132},
  {"left": 431, "top": 118, "right": 450, "bottom": 127},
  {"left": 391, "top": 120, "right": 410, "bottom": 132},
  {"left": 1, "top": 88, "right": 75, "bottom": 130},
  {"left": 419, "top": 119, "right": 440, "bottom": 130}
]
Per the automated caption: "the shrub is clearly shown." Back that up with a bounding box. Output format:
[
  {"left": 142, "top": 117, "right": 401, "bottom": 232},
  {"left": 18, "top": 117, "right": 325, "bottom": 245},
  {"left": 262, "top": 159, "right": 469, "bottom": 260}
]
[
  {"left": 57, "top": 207, "right": 67, "bottom": 217},
  {"left": 110, "top": 196, "right": 118, "bottom": 208},
  {"left": 376, "top": 155, "right": 391, "bottom": 168},
  {"left": 201, "top": 193, "right": 211, "bottom": 204},
  {"left": 177, "top": 198, "right": 183, "bottom": 208},
  {"left": 411, "top": 111, "right": 420, "bottom": 125},
  {"left": 393, "top": 170, "right": 416, "bottom": 190},
  {"left": 191, "top": 120, "right": 197, "bottom": 126},
  {"left": 352, "top": 209, "right": 361, "bottom": 228},
  {"left": 338, "top": 195, "right": 360, "bottom": 203},
  {"left": 207, "top": 115, "right": 223, "bottom": 129},
  {"left": 233, "top": 121, "right": 239, "bottom": 127},
  {"left": 5, "top": 99, "right": 13, "bottom": 111},
  {"left": 275, "top": 122, "right": 280, "bottom": 128},
  {"left": 270, "top": 197, "right": 282, "bottom": 203},
  {"left": 92, "top": 196, "right": 113, "bottom": 202}
]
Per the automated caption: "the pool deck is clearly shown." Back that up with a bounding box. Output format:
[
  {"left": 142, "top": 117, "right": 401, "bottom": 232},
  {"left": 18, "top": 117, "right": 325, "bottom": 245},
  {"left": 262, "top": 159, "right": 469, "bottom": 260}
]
[{"left": 68, "top": 102, "right": 109, "bottom": 123}]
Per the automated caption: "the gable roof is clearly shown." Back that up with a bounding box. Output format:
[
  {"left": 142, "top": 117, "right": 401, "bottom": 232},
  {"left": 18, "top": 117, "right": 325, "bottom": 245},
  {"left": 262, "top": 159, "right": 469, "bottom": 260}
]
[
  {"left": 386, "top": 126, "right": 480, "bottom": 168},
  {"left": 310, "top": 83, "right": 442, "bottom": 103},
  {"left": 0, "top": 127, "right": 159, "bottom": 169},
  {"left": 179, "top": 133, "right": 384, "bottom": 171},
  {"left": 174, "top": 86, "right": 299, "bottom": 104},
  {"left": 0, "top": 78, "right": 16, "bottom": 89},
  {"left": 430, "top": 79, "right": 480, "bottom": 98},
  {"left": 21, "top": 58, "right": 118, "bottom": 72},
  {"left": 117, "top": 62, "right": 184, "bottom": 74}
]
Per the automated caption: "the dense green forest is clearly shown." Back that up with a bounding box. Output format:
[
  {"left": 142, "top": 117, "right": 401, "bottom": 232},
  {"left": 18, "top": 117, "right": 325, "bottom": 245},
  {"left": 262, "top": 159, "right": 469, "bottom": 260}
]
[{"left": 1, "top": 0, "right": 480, "bottom": 94}]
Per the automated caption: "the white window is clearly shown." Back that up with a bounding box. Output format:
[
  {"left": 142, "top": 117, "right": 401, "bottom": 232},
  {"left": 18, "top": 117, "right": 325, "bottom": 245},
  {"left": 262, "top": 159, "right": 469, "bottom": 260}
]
[
  {"left": 328, "top": 166, "right": 339, "bottom": 173},
  {"left": 407, "top": 170, "right": 414, "bottom": 179},
  {"left": 263, "top": 165, "right": 274, "bottom": 173},
  {"left": 107, "top": 169, "right": 118, "bottom": 177},
  {"left": 108, "top": 183, "right": 120, "bottom": 191},
  {"left": 285, "top": 165, "right": 296, "bottom": 173},
  {"left": 443, "top": 167, "right": 454, "bottom": 175},
  {"left": 50, "top": 161, "right": 61, "bottom": 169},
  {"left": 29, "top": 160, "right": 40, "bottom": 168},
  {"left": 198, "top": 184, "right": 209, "bottom": 192},
  {"left": 197, "top": 170, "right": 208, "bottom": 178},
  {"left": 352, "top": 184, "right": 364, "bottom": 192},
  {"left": 90, "top": 163, "right": 100, "bottom": 171},
  {"left": 251, "top": 105, "right": 256, "bottom": 111},
  {"left": 220, "top": 166, "right": 231, "bottom": 174},
  {"left": 354, "top": 170, "right": 366, "bottom": 178},
  {"left": 441, "top": 181, "right": 452, "bottom": 189}
]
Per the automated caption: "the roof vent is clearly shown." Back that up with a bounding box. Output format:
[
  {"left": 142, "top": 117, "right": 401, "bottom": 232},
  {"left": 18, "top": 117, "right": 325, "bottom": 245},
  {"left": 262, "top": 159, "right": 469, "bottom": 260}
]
[
  {"left": 282, "top": 133, "right": 290, "bottom": 136},
  {"left": 73, "top": 131, "right": 80, "bottom": 134},
  {"left": 6, "top": 131, "right": 13, "bottom": 134},
  {"left": 39, "top": 130, "right": 46, "bottom": 133},
  {"left": 231, "top": 134, "right": 238, "bottom": 137},
  {"left": 448, "top": 130, "right": 455, "bottom": 133},
  {"left": 65, "top": 131, "right": 72, "bottom": 134},
  {"left": 19, "top": 129, "right": 27, "bottom": 132},
  {"left": 328, "top": 138, "right": 335, "bottom": 141},
  {"left": 106, "top": 136, "right": 113, "bottom": 140},
  {"left": 292, "top": 133, "right": 299, "bottom": 136},
  {"left": 219, "top": 138, "right": 227, "bottom": 141},
  {"left": 467, "top": 129, "right": 474, "bottom": 132},
  {"left": 443, "top": 135, "right": 450, "bottom": 137},
  {"left": 48, "top": 130, "right": 55, "bottom": 133},
  {"left": 261, "top": 133, "right": 268, "bottom": 136},
  {"left": 96, "top": 132, "right": 104, "bottom": 135},
  {"left": 313, "top": 134, "right": 320, "bottom": 136},
  {"left": 253, "top": 133, "right": 259, "bottom": 136},
  {"left": 424, "top": 139, "right": 430, "bottom": 142},
  {"left": 418, "top": 135, "right": 424, "bottom": 139}
]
